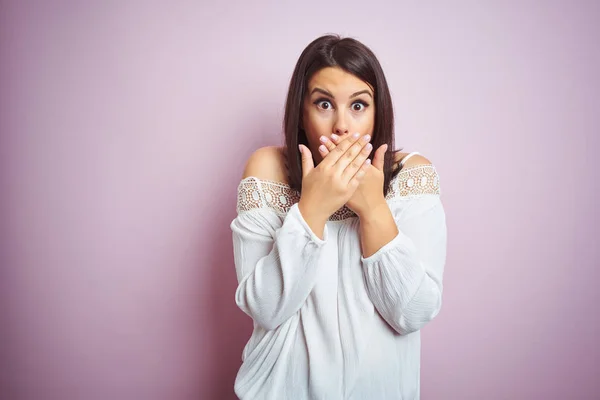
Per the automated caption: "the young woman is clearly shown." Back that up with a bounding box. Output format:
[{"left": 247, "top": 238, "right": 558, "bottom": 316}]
[{"left": 231, "top": 34, "right": 447, "bottom": 399}]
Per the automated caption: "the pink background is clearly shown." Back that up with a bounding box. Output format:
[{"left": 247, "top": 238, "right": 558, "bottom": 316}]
[{"left": 1, "top": 1, "right": 599, "bottom": 399}]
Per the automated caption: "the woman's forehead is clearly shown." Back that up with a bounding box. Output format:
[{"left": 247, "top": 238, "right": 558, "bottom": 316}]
[{"left": 307, "top": 67, "right": 373, "bottom": 97}]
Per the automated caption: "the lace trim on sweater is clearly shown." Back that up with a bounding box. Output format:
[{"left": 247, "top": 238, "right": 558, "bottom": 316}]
[{"left": 237, "top": 165, "right": 440, "bottom": 219}]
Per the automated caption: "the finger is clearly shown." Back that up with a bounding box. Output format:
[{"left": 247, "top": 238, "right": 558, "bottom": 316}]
[
  {"left": 318, "top": 144, "right": 329, "bottom": 157},
  {"left": 348, "top": 158, "right": 371, "bottom": 188},
  {"left": 318, "top": 136, "right": 336, "bottom": 157},
  {"left": 299, "top": 145, "right": 314, "bottom": 178},
  {"left": 334, "top": 133, "right": 371, "bottom": 173},
  {"left": 372, "top": 144, "right": 388, "bottom": 171},
  {"left": 340, "top": 137, "right": 373, "bottom": 182},
  {"left": 319, "top": 132, "right": 362, "bottom": 168}
]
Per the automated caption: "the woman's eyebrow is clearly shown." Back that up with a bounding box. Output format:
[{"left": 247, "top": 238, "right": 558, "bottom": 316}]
[
  {"left": 350, "top": 90, "right": 373, "bottom": 99},
  {"left": 310, "top": 88, "right": 334, "bottom": 97},
  {"left": 310, "top": 87, "right": 373, "bottom": 99}
]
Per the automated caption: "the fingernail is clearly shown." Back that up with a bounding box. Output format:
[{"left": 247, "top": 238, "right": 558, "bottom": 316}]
[
  {"left": 365, "top": 158, "right": 371, "bottom": 165},
  {"left": 353, "top": 132, "right": 360, "bottom": 139},
  {"left": 319, "top": 136, "right": 328, "bottom": 143},
  {"left": 298, "top": 145, "right": 303, "bottom": 154},
  {"left": 366, "top": 143, "right": 373, "bottom": 151},
  {"left": 362, "top": 135, "right": 371, "bottom": 142},
  {"left": 330, "top": 133, "right": 339, "bottom": 141},
  {"left": 319, "top": 145, "right": 327, "bottom": 153}
]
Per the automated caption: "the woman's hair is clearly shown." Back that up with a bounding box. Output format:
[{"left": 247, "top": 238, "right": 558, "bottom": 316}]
[{"left": 283, "top": 34, "right": 400, "bottom": 196}]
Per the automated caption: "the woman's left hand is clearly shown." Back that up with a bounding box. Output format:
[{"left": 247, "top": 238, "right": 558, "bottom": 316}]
[{"left": 318, "top": 134, "right": 388, "bottom": 218}]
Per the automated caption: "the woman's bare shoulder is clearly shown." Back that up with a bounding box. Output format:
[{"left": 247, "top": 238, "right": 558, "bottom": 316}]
[
  {"left": 242, "top": 146, "right": 289, "bottom": 184},
  {"left": 241, "top": 148, "right": 432, "bottom": 184},
  {"left": 393, "top": 151, "right": 433, "bottom": 171}
]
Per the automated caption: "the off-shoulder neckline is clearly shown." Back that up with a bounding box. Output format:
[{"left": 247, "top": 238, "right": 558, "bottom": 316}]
[{"left": 239, "top": 164, "right": 437, "bottom": 189}]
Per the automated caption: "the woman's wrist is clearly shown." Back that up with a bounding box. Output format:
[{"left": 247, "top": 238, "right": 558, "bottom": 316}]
[
  {"left": 298, "top": 198, "right": 329, "bottom": 239},
  {"left": 356, "top": 198, "right": 388, "bottom": 221}
]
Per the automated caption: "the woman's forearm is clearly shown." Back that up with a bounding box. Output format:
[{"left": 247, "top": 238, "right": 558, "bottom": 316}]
[{"left": 358, "top": 202, "right": 399, "bottom": 258}]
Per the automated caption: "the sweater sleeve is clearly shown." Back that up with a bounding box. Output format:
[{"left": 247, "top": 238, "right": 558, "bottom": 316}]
[
  {"left": 361, "top": 167, "right": 447, "bottom": 335},
  {"left": 231, "top": 178, "right": 328, "bottom": 331}
]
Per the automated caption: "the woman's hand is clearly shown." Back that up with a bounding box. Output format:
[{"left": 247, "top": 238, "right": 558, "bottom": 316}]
[
  {"left": 297, "top": 133, "right": 372, "bottom": 234},
  {"left": 319, "top": 134, "right": 388, "bottom": 218}
]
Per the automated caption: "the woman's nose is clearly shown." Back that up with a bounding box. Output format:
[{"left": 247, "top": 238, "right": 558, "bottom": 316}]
[{"left": 333, "top": 113, "right": 349, "bottom": 136}]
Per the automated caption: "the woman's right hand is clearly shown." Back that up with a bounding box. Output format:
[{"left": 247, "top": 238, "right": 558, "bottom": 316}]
[{"left": 297, "top": 132, "right": 373, "bottom": 237}]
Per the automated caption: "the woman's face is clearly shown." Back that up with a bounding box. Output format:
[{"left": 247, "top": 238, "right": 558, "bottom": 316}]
[{"left": 302, "top": 67, "right": 375, "bottom": 163}]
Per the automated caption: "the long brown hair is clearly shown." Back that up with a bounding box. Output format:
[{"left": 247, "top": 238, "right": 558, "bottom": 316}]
[{"left": 283, "top": 34, "right": 400, "bottom": 196}]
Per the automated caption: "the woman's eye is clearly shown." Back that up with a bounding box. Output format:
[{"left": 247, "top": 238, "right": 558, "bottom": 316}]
[
  {"left": 317, "top": 100, "right": 332, "bottom": 110},
  {"left": 352, "top": 102, "right": 367, "bottom": 111}
]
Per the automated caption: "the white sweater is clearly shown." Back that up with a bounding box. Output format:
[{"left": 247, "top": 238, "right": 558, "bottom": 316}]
[{"left": 230, "top": 162, "right": 447, "bottom": 400}]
